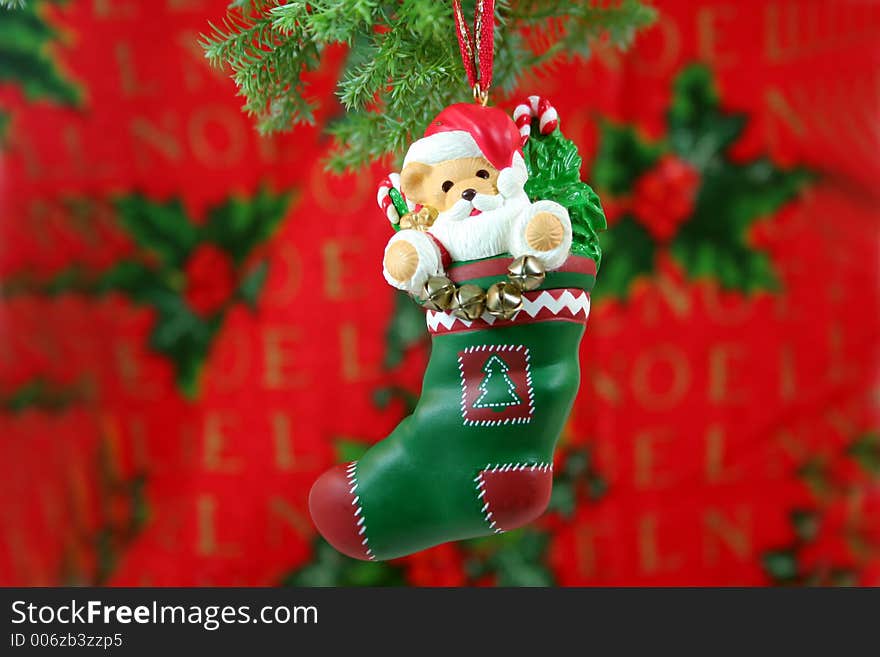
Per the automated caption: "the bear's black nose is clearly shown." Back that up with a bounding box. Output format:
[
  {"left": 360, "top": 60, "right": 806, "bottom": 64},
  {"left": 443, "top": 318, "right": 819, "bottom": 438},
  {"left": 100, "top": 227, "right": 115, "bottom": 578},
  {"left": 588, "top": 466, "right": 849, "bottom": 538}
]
[{"left": 461, "top": 188, "right": 476, "bottom": 201}]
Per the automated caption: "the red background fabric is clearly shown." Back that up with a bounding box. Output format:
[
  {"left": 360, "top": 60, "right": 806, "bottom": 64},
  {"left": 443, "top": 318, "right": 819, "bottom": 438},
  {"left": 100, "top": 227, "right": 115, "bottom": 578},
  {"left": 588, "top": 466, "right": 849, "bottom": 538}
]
[{"left": 1, "top": 0, "right": 877, "bottom": 586}]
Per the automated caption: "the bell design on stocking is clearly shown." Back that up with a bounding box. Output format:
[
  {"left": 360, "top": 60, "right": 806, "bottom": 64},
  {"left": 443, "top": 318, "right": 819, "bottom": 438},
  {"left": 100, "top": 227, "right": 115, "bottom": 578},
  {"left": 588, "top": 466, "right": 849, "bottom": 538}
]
[{"left": 309, "top": 98, "right": 605, "bottom": 560}]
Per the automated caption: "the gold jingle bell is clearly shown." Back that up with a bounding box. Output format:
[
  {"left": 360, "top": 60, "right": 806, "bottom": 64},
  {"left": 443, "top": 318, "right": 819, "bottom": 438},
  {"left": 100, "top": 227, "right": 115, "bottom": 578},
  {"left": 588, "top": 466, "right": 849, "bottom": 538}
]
[
  {"left": 399, "top": 205, "right": 438, "bottom": 232},
  {"left": 450, "top": 284, "right": 486, "bottom": 320},
  {"left": 507, "top": 255, "right": 546, "bottom": 291},
  {"left": 486, "top": 281, "right": 524, "bottom": 320},
  {"left": 421, "top": 275, "right": 456, "bottom": 311}
]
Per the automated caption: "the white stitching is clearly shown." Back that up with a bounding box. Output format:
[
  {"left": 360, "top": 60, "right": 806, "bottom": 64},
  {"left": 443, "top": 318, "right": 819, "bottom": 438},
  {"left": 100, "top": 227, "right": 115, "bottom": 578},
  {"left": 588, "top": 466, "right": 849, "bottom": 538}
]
[
  {"left": 457, "top": 354, "right": 468, "bottom": 420},
  {"left": 458, "top": 345, "right": 535, "bottom": 426},
  {"left": 474, "top": 461, "right": 553, "bottom": 534},
  {"left": 525, "top": 349, "right": 535, "bottom": 415},
  {"left": 474, "top": 473, "right": 502, "bottom": 534},
  {"left": 345, "top": 462, "right": 376, "bottom": 561},
  {"left": 481, "top": 461, "right": 552, "bottom": 473}
]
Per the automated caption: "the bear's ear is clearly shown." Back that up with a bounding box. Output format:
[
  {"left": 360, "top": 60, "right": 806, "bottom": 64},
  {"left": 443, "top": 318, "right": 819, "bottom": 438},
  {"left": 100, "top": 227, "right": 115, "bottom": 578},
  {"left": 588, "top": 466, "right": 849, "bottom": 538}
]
[{"left": 400, "top": 162, "right": 432, "bottom": 203}]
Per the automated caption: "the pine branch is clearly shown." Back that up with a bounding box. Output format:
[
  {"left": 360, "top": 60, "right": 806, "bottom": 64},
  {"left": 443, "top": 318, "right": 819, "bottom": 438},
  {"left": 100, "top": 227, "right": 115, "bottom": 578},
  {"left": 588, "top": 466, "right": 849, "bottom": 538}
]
[
  {"left": 202, "top": 1, "right": 321, "bottom": 132},
  {"left": 203, "top": 0, "right": 656, "bottom": 171}
]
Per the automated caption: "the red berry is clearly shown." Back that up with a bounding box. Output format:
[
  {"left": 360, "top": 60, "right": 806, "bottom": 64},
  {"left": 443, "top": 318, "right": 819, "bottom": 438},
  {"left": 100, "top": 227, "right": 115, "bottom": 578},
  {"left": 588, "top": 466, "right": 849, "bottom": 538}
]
[
  {"left": 632, "top": 155, "right": 700, "bottom": 242},
  {"left": 183, "top": 245, "right": 236, "bottom": 316}
]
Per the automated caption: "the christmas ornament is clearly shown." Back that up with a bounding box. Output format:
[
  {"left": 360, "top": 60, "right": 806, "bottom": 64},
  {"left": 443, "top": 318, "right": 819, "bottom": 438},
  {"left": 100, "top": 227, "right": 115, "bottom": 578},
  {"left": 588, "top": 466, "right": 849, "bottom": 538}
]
[{"left": 309, "top": 0, "right": 606, "bottom": 560}]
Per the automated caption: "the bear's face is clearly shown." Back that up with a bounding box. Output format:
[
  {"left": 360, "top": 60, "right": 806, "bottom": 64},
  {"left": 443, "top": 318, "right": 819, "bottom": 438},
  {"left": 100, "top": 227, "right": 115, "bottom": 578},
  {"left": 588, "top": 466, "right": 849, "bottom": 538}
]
[{"left": 400, "top": 157, "right": 499, "bottom": 213}]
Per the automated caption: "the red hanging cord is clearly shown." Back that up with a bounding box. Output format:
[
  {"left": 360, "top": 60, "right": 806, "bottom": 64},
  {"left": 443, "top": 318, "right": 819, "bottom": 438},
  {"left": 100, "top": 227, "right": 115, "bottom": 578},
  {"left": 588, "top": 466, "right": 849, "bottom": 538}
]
[{"left": 452, "top": 0, "right": 495, "bottom": 105}]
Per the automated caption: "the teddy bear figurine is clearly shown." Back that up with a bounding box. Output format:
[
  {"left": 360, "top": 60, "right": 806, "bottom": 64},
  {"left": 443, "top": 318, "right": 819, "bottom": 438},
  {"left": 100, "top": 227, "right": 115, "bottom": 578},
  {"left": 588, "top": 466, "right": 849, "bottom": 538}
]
[{"left": 381, "top": 103, "right": 572, "bottom": 295}]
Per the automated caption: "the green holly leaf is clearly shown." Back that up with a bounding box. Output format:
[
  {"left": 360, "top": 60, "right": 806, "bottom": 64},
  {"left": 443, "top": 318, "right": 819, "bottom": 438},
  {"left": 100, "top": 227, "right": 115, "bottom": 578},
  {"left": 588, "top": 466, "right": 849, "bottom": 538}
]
[
  {"left": 101, "top": 260, "right": 219, "bottom": 396},
  {"left": 797, "top": 458, "right": 832, "bottom": 497},
  {"left": 547, "top": 481, "right": 577, "bottom": 517},
  {"left": 671, "top": 231, "right": 778, "bottom": 292},
  {"left": 373, "top": 385, "right": 419, "bottom": 415},
  {"left": 104, "top": 189, "right": 294, "bottom": 397},
  {"left": 383, "top": 291, "right": 427, "bottom": 369},
  {"left": 203, "top": 187, "right": 292, "bottom": 265},
  {"left": 282, "top": 539, "right": 405, "bottom": 587},
  {"left": 667, "top": 64, "right": 746, "bottom": 167},
  {"left": 590, "top": 215, "right": 655, "bottom": 301},
  {"left": 672, "top": 159, "right": 811, "bottom": 292},
  {"left": 237, "top": 259, "right": 269, "bottom": 309},
  {"left": 99, "top": 261, "right": 166, "bottom": 300},
  {"left": 548, "top": 449, "right": 587, "bottom": 517},
  {"left": 524, "top": 127, "right": 607, "bottom": 265},
  {"left": 1, "top": 378, "right": 83, "bottom": 413},
  {"left": 461, "top": 530, "right": 555, "bottom": 586},
  {"left": 827, "top": 570, "right": 859, "bottom": 587},
  {"left": 591, "top": 121, "right": 663, "bottom": 196},
  {"left": 762, "top": 549, "right": 799, "bottom": 583},
  {"left": 41, "top": 266, "right": 91, "bottom": 295},
  {"left": 145, "top": 288, "right": 221, "bottom": 399},
  {"left": 791, "top": 509, "right": 820, "bottom": 543},
  {"left": 114, "top": 195, "right": 199, "bottom": 269},
  {"left": 588, "top": 475, "right": 609, "bottom": 500},
  {"left": 847, "top": 432, "right": 880, "bottom": 476},
  {"left": 334, "top": 438, "right": 371, "bottom": 463},
  {"left": 486, "top": 530, "right": 555, "bottom": 587},
  {"left": 547, "top": 447, "right": 608, "bottom": 516},
  {"left": 0, "top": 0, "right": 80, "bottom": 106}
]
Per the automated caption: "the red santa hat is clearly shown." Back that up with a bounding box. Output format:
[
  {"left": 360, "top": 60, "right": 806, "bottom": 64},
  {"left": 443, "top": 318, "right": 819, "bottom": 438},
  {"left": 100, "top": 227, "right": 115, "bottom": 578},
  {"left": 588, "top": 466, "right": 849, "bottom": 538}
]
[{"left": 403, "top": 103, "right": 523, "bottom": 171}]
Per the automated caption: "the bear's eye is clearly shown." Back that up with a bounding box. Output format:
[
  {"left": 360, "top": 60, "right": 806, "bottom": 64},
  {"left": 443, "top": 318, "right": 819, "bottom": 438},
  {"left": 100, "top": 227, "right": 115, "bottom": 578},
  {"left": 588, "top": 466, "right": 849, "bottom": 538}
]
[
  {"left": 476, "top": 169, "right": 490, "bottom": 179},
  {"left": 441, "top": 180, "right": 454, "bottom": 193}
]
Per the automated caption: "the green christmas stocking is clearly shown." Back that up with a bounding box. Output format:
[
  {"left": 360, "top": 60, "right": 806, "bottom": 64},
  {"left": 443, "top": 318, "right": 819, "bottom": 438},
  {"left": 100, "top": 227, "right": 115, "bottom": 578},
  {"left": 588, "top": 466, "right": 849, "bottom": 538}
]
[{"left": 309, "top": 98, "right": 606, "bottom": 560}]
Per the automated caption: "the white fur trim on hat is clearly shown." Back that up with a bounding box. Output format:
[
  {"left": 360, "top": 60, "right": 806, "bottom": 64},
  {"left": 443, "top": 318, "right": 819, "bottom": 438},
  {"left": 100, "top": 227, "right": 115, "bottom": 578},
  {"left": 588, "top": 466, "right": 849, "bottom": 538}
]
[{"left": 403, "top": 131, "right": 483, "bottom": 167}]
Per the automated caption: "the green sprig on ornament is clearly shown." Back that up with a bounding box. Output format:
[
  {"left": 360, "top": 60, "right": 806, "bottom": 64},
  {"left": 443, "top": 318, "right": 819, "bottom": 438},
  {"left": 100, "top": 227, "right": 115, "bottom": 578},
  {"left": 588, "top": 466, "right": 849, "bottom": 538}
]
[
  {"left": 523, "top": 122, "right": 607, "bottom": 266},
  {"left": 591, "top": 64, "right": 814, "bottom": 301}
]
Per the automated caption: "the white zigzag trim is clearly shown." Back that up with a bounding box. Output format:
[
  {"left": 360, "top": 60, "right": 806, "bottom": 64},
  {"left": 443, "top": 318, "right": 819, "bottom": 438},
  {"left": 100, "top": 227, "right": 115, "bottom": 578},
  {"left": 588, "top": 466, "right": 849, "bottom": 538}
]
[
  {"left": 521, "top": 289, "right": 590, "bottom": 318},
  {"left": 426, "top": 289, "right": 590, "bottom": 332},
  {"left": 345, "top": 461, "right": 376, "bottom": 561},
  {"left": 473, "top": 461, "right": 553, "bottom": 534}
]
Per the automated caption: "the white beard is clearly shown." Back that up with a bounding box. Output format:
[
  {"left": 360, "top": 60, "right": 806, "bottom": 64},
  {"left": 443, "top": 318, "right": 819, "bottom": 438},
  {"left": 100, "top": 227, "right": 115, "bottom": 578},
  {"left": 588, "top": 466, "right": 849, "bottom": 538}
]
[{"left": 428, "top": 190, "right": 530, "bottom": 262}]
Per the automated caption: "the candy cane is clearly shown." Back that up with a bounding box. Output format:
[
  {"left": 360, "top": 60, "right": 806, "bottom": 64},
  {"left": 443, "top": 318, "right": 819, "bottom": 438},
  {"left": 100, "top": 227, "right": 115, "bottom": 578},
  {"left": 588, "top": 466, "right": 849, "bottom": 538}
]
[
  {"left": 377, "top": 172, "right": 413, "bottom": 224},
  {"left": 513, "top": 95, "right": 559, "bottom": 146},
  {"left": 377, "top": 173, "right": 401, "bottom": 224}
]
